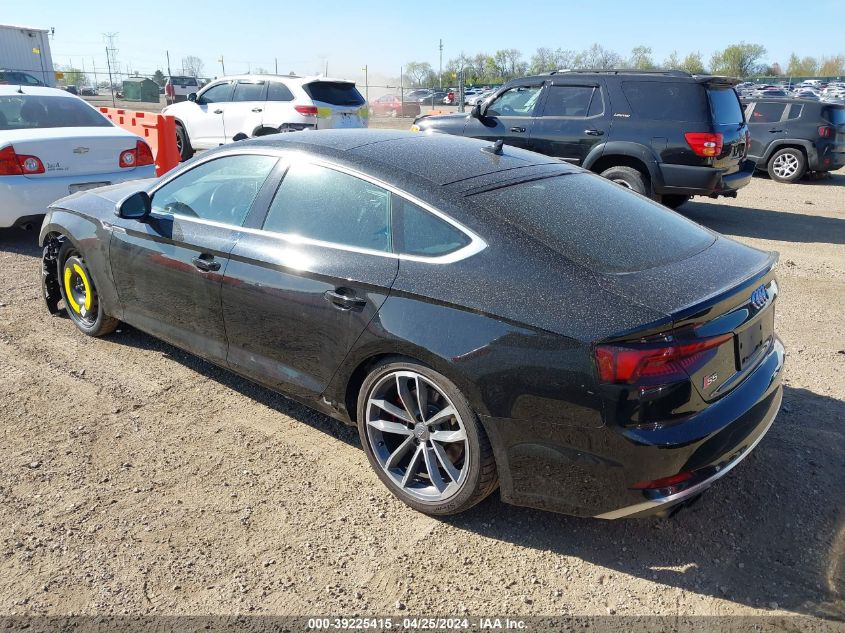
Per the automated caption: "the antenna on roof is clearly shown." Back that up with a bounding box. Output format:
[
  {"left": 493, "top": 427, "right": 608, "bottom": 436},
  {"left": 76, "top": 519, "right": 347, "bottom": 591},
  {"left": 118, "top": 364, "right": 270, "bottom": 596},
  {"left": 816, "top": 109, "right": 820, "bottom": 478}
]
[
  {"left": 17, "top": 85, "right": 24, "bottom": 94},
  {"left": 482, "top": 138, "right": 505, "bottom": 156}
]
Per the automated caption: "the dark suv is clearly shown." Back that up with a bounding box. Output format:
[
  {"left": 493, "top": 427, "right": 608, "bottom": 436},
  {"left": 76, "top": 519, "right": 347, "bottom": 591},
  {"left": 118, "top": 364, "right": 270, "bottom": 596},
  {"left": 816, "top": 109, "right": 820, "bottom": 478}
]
[
  {"left": 742, "top": 98, "right": 845, "bottom": 182},
  {"left": 413, "top": 70, "right": 754, "bottom": 208}
]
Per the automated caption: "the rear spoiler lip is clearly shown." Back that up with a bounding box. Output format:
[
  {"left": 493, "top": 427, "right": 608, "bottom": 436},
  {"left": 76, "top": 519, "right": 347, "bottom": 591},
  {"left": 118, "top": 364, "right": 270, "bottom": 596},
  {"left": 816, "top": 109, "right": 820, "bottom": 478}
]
[{"left": 693, "top": 75, "right": 742, "bottom": 87}]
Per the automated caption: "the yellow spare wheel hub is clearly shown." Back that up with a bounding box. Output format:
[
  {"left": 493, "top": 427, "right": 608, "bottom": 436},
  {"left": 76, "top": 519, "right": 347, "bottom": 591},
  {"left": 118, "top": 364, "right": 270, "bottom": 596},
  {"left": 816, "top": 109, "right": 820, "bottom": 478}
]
[{"left": 63, "top": 261, "right": 92, "bottom": 316}]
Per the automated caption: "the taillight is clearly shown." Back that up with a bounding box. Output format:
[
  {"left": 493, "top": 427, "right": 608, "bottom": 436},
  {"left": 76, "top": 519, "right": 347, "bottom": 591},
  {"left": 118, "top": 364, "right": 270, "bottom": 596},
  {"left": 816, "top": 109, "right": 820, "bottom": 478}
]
[
  {"left": 818, "top": 126, "right": 833, "bottom": 138},
  {"left": 631, "top": 471, "right": 695, "bottom": 491},
  {"left": 294, "top": 105, "right": 318, "bottom": 116},
  {"left": 745, "top": 130, "right": 751, "bottom": 152},
  {"left": 119, "top": 141, "right": 154, "bottom": 168},
  {"left": 594, "top": 333, "right": 733, "bottom": 385},
  {"left": 0, "top": 145, "right": 45, "bottom": 175},
  {"left": 684, "top": 132, "right": 724, "bottom": 157}
]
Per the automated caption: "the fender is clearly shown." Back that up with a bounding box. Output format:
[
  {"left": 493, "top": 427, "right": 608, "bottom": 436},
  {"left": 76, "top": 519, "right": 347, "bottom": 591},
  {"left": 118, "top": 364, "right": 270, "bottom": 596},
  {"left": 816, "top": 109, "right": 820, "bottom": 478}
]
[
  {"left": 582, "top": 140, "right": 665, "bottom": 192},
  {"left": 761, "top": 138, "right": 817, "bottom": 165},
  {"left": 39, "top": 207, "right": 123, "bottom": 320}
]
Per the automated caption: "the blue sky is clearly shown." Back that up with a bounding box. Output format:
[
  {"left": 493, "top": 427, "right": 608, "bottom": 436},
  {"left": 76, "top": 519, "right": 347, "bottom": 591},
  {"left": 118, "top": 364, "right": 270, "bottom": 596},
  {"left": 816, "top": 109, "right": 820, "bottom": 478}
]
[{"left": 6, "top": 0, "right": 844, "bottom": 83}]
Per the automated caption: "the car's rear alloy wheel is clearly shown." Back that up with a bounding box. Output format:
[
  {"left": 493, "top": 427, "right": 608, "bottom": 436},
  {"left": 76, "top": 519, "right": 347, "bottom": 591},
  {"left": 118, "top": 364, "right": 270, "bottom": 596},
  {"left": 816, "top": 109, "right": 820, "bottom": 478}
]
[
  {"left": 600, "top": 165, "right": 649, "bottom": 196},
  {"left": 57, "top": 242, "right": 119, "bottom": 337},
  {"left": 358, "top": 360, "right": 497, "bottom": 515},
  {"left": 768, "top": 148, "right": 806, "bottom": 183}
]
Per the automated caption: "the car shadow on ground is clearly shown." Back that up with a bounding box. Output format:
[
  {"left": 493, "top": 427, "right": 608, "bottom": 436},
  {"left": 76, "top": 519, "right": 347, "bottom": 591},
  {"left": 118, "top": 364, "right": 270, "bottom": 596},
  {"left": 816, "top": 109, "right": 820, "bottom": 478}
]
[
  {"left": 0, "top": 227, "right": 41, "bottom": 258},
  {"left": 682, "top": 201, "right": 845, "bottom": 245},
  {"left": 109, "top": 321, "right": 845, "bottom": 620}
]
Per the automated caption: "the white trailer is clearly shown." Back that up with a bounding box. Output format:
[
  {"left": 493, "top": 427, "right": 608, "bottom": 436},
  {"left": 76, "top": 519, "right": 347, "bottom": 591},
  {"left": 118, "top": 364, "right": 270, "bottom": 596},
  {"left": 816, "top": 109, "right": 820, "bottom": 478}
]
[{"left": 0, "top": 24, "right": 55, "bottom": 87}]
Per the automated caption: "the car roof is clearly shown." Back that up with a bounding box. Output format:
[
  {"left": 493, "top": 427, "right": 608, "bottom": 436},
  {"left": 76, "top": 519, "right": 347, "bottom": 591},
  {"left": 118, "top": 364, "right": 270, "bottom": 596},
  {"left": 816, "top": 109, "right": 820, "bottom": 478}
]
[
  {"left": 742, "top": 96, "right": 831, "bottom": 106},
  {"left": 213, "top": 74, "right": 355, "bottom": 85},
  {"left": 0, "top": 85, "right": 80, "bottom": 97},
  {"left": 236, "top": 129, "right": 572, "bottom": 188}
]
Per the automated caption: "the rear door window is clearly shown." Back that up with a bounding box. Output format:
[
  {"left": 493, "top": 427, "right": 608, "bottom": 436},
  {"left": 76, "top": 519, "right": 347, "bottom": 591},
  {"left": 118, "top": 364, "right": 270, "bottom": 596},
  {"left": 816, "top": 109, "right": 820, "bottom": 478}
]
[
  {"left": 708, "top": 88, "right": 744, "bottom": 123},
  {"left": 263, "top": 163, "right": 391, "bottom": 252},
  {"left": 302, "top": 82, "right": 365, "bottom": 106},
  {"left": 621, "top": 81, "right": 708, "bottom": 122},
  {"left": 542, "top": 86, "right": 600, "bottom": 118},
  {"left": 748, "top": 102, "right": 786, "bottom": 123},
  {"left": 233, "top": 81, "right": 266, "bottom": 102},
  {"left": 787, "top": 104, "right": 804, "bottom": 120},
  {"left": 471, "top": 173, "right": 714, "bottom": 273}
]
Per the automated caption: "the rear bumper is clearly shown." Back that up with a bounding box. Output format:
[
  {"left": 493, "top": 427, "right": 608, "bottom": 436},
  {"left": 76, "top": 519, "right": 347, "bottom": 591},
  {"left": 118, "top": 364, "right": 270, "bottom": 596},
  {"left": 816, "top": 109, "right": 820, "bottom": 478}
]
[
  {"left": 0, "top": 167, "right": 156, "bottom": 228},
  {"left": 657, "top": 159, "right": 755, "bottom": 197},
  {"left": 483, "top": 336, "right": 784, "bottom": 519}
]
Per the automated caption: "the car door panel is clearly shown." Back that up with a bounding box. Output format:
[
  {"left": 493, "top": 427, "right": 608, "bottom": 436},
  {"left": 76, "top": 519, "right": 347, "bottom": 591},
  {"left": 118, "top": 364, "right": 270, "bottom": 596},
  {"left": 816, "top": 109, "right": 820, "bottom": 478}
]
[
  {"left": 745, "top": 101, "right": 788, "bottom": 160},
  {"left": 465, "top": 83, "right": 543, "bottom": 151},
  {"left": 224, "top": 80, "right": 267, "bottom": 141},
  {"left": 531, "top": 81, "right": 611, "bottom": 164},
  {"left": 189, "top": 81, "right": 232, "bottom": 148}
]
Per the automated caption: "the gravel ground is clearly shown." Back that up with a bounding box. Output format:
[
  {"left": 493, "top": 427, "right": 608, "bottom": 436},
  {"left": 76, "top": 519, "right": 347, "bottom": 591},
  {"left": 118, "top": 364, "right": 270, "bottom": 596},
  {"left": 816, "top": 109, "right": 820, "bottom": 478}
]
[{"left": 0, "top": 167, "right": 843, "bottom": 624}]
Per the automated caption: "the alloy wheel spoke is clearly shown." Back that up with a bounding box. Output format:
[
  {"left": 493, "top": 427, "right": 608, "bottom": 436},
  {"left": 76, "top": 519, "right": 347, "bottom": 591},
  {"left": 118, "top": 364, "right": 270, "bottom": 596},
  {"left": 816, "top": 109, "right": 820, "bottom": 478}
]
[
  {"left": 367, "top": 417, "right": 413, "bottom": 436},
  {"left": 401, "top": 446, "right": 424, "bottom": 488},
  {"left": 424, "top": 405, "right": 457, "bottom": 427},
  {"left": 385, "top": 435, "right": 415, "bottom": 469},
  {"left": 422, "top": 444, "right": 446, "bottom": 493},
  {"left": 430, "top": 427, "right": 465, "bottom": 443},
  {"left": 430, "top": 440, "right": 461, "bottom": 483},
  {"left": 396, "top": 375, "right": 419, "bottom": 422},
  {"left": 414, "top": 376, "right": 429, "bottom": 424},
  {"left": 369, "top": 398, "right": 413, "bottom": 424}
]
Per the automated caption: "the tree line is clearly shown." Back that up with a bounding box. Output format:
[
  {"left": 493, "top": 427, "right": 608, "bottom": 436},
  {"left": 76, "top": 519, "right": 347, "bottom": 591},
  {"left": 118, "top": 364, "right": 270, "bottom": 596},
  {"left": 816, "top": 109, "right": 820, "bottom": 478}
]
[{"left": 403, "top": 43, "right": 845, "bottom": 87}]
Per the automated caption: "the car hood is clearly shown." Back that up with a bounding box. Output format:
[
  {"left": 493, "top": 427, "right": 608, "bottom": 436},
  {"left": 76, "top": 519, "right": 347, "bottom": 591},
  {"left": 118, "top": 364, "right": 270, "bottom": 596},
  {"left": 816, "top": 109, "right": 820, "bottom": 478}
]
[{"left": 415, "top": 112, "right": 469, "bottom": 133}]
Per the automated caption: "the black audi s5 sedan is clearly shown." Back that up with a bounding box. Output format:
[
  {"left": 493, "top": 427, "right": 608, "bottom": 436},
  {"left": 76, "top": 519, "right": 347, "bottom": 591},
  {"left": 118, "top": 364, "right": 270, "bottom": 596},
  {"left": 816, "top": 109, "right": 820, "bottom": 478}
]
[{"left": 39, "top": 130, "right": 783, "bottom": 519}]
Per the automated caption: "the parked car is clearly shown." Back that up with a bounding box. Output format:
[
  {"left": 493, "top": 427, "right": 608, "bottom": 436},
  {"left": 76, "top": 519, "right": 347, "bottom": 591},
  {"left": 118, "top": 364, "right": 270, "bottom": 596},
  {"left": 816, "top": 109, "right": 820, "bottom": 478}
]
[
  {"left": 0, "top": 86, "right": 156, "bottom": 229},
  {"left": 742, "top": 97, "right": 845, "bottom": 182},
  {"left": 370, "top": 94, "right": 421, "bottom": 118},
  {"left": 413, "top": 69, "right": 754, "bottom": 208},
  {"left": 79, "top": 86, "right": 98, "bottom": 97},
  {"left": 39, "top": 130, "right": 783, "bottom": 519},
  {"left": 162, "top": 74, "right": 368, "bottom": 161},
  {"left": 0, "top": 70, "right": 44, "bottom": 86},
  {"left": 443, "top": 90, "right": 455, "bottom": 105},
  {"left": 466, "top": 90, "right": 494, "bottom": 106},
  {"left": 63, "top": 85, "right": 79, "bottom": 95},
  {"left": 418, "top": 91, "right": 446, "bottom": 106},
  {"left": 164, "top": 75, "right": 200, "bottom": 105}
]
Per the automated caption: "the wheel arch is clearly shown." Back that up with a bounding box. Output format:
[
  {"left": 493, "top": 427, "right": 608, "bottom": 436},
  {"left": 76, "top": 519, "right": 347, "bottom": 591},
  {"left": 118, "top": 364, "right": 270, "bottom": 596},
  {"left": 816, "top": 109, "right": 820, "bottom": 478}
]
[
  {"left": 762, "top": 140, "right": 812, "bottom": 165},
  {"left": 584, "top": 142, "right": 664, "bottom": 192}
]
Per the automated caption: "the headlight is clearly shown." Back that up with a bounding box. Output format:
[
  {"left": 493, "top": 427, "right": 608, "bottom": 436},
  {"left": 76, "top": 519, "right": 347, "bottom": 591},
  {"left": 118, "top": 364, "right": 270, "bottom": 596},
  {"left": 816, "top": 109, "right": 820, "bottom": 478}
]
[{"left": 410, "top": 124, "right": 420, "bottom": 132}]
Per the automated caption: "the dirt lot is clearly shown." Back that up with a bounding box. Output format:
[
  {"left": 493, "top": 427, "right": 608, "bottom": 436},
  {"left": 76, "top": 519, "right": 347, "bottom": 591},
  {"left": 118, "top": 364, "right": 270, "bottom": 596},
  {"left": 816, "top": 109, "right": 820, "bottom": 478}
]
[{"left": 0, "top": 164, "right": 843, "bottom": 624}]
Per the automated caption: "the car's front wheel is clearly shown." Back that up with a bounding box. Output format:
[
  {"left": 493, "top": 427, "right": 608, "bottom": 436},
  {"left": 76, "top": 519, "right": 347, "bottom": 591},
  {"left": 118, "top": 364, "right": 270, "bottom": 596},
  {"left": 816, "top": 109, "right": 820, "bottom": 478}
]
[
  {"left": 57, "top": 242, "right": 119, "bottom": 337},
  {"left": 357, "top": 359, "right": 498, "bottom": 516},
  {"left": 767, "top": 147, "right": 806, "bottom": 183}
]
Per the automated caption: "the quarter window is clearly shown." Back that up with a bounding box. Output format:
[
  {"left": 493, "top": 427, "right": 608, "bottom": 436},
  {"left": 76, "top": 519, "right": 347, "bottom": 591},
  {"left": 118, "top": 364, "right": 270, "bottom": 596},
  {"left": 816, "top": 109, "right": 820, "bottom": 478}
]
[
  {"left": 787, "top": 104, "right": 804, "bottom": 120},
  {"left": 263, "top": 163, "right": 392, "bottom": 252},
  {"left": 621, "top": 81, "right": 709, "bottom": 122},
  {"left": 542, "top": 86, "right": 600, "bottom": 118},
  {"left": 267, "top": 82, "right": 294, "bottom": 102},
  {"left": 152, "top": 154, "right": 278, "bottom": 226},
  {"left": 749, "top": 102, "right": 786, "bottom": 123},
  {"left": 394, "top": 196, "right": 470, "bottom": 257},
  {"left": 486, "top": 86, "right": 542, "bottom": 117}
]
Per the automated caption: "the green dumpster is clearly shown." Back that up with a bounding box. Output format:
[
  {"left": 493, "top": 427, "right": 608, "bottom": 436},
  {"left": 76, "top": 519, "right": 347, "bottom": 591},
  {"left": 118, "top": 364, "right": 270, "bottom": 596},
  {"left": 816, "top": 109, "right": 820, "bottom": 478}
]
[{"left": 121, "top": 77, "right": 161, "bottom": 103}]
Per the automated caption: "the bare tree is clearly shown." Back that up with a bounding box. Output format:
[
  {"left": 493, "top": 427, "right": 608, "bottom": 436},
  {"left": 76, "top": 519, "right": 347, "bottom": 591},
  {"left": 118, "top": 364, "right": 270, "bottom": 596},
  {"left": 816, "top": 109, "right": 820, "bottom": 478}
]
[
  {"left": 181, "top": 55, "right": 205, "bottom": 78},
  {"left": 405, "top": 61, "right": 435, "bottom": 87},
  {"left": 629, "top": 46, "right": 655, "bottom": 70},
  {"left": 574, "top": 44, "right": 623, "bottom": 70}
]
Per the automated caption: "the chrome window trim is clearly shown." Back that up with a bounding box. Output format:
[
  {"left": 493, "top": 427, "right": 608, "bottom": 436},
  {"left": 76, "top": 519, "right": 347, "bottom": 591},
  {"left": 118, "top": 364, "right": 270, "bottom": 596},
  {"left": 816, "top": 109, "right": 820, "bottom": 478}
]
[{"left": 149, "top": 148, "right": 487, "bottom": 264}]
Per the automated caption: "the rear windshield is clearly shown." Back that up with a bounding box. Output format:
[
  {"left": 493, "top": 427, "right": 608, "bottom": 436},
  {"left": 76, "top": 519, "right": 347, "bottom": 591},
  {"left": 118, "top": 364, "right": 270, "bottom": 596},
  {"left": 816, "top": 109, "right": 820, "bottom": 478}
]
[
  {"left": 708, "top": 88, "right": 744, "bottom": 123},
  {"left": 170, "top": 76, "right": 198, "bottom": 86},
  {"left": 303, "top": 81, "right": 365, "bottom": 106},
  {"left": 621, "top": 81, "right": 708, "bottom": 122},
  {"left": 472, "top": 174, "right": 715, "bottom": 273},
  {"left": 824, "top": 106, "right": 845, "bottom": 125},
  {"left": 0, "top": 95, "right": 111, "bottom": 129}
]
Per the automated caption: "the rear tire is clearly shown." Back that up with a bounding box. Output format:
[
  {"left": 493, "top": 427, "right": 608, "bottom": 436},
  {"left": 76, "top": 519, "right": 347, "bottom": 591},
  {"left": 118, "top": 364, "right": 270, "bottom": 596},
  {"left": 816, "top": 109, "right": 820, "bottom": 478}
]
[
  {"left": 600, "top": 165, "right": 649, "bottom": 196},
  {"left": 175, "top": 123, "right": 194, "bottom": 162},
  {"left": 767, "top": 148, "right": 806, "bottom": 183},
  {"left": 357, "top": 358, "right": 498, "bottom": 516},
  {"left": 57, "top": 241, "right": 119, "bottom": 337},
  {"left": 661, "top": 194, "right": 692, "bottom": 209}
]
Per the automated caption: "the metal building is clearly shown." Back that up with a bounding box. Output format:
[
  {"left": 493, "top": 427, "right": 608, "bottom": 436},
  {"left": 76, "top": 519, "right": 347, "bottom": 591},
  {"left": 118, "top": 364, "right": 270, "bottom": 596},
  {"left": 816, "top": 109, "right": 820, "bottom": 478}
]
[{"left": 0, "top": 24, "right": 55, "bottom": 87}]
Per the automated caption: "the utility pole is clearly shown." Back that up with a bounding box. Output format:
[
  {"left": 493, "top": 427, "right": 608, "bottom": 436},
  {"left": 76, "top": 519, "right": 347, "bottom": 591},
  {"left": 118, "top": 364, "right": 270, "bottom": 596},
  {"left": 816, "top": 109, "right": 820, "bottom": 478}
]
[
  {"left": 105, "top": 46, "right": 115, "bottom": 107},
  {"left": 362, "top": 64, "right": 368, "bottom": 103},
  {"left": 275, "top": 58, "right": 278, "bottom": 74},
  {"left": 439, "top": 38, "right": 443, "bottom": 89},
  {"left": 400, "top": 66, "right": 403, "bottom": 109},
  {"left": 218, "top": 56, "right": 226, "bottom": 75},
  {"left": 91, "top": 57, "right": 99, "bottom": 89},
  {"left": 166, "top": 50, "right": 172, "bottom": 78}
]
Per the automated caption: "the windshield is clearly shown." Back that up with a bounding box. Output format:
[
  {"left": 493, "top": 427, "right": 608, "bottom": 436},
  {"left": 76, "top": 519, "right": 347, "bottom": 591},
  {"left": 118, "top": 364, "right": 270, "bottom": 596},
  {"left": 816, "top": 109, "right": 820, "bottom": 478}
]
[
  {"left": 0, "top": 95, "right": 111, "bottom": 129},
  {"left": 303, "top": 81, "right": 365, "bottom": 106},
  {"left": 824, "top": 106, "right": 845, "bottom": 125},
  {"left": 472, "top": 174, "right": 715, "bottom": 273},
  {"left": 709, "top": 88, "right": 744, "bottom": 124}
]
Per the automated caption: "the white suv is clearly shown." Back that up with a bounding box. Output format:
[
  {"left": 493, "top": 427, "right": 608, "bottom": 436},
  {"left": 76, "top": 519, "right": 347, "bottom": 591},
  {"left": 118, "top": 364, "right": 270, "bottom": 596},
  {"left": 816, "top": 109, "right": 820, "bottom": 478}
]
[{"left": 162, "top": 74, "right": 368, "bottom": 160}]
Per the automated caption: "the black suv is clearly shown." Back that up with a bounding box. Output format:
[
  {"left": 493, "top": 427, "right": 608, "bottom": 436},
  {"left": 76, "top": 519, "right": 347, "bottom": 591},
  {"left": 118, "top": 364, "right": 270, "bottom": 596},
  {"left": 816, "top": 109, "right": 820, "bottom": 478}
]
[
  {"left": 413, "top": 70, "right": 754, "bottom": 208},
  {"left": 741, "top": 98, "right": 845, "bottom": 183}
]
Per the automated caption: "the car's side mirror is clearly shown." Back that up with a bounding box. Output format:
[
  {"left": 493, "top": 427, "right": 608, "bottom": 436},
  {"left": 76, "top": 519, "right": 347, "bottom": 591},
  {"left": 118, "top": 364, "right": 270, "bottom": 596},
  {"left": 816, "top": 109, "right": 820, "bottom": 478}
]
[
  {"left": 187, "top": 92, "right": 197, "bottom": 102},
  {"left": 470, "top": 103, "right": 482, "bottom": 119},
  {"left": 115, "top": 191, "right": 151, "bottom": 220}
]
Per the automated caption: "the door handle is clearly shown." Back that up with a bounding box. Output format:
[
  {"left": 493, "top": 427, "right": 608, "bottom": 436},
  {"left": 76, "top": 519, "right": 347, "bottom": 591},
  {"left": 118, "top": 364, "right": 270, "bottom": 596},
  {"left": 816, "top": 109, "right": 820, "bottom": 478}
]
[
  {"left": 510, "top": 127, "right": 526, "bottom": 133},
  {"left": 585, "top": 129, "right": 604, "bottom": 136},
  {"left": 324, "top": 289, "right": 367, "bottom": 311},
  {"left": 768, "top": 129, "right": 783, "bottom": 133},
  {"left": 192, "top": 255, "right": 221, "bottom": 272},
  {"left": 213, "top": 109, "right": 223, "bottom": 114},
  {"left": 251, "top": 107, "right": 263, "bottom": 112}
]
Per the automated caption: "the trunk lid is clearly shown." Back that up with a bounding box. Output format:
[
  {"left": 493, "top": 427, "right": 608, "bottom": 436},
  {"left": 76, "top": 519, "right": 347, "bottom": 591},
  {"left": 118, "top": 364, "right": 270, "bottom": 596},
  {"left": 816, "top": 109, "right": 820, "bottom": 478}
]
[
  {"left": 301, "top": 80, "right": 368, "bottom": 130},
  {"left": 3, "top": 127, "right": 141, "bottom": 178},
  {"left": 598, "top": 236, "right": 778, "bottom": 401}
]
